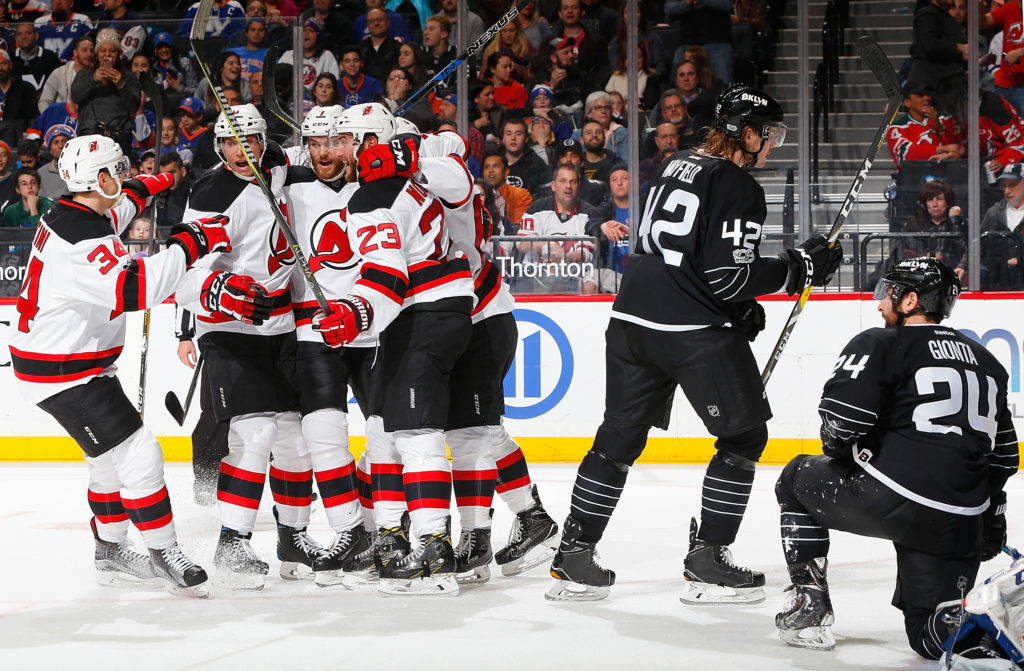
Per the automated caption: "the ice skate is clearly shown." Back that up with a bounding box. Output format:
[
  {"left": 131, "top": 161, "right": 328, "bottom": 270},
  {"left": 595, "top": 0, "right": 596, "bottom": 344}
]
[
  {"left": 379, "top": 517, "right": 459, "bottom": 597},
  {"left": 495, "top": 486, "right": 560, "bottom": 576},
  {"left": 91, "top": 517, "right": 163, "bottom": 589},
  {"left": 545, "top": 517, "right": 614, "bottom": 602},
  {"left": 455, "top": 527, "right": 492, "bottom": 584},
  {"left": 964, "top": 552, "right": 1024, "bottom": 664},
  {"left": 274, "top": 507, "right": 324, "bottom": 581},
  {"left": 313, "top": 525, "right": 372, "bottom": 587},
  {"left": 681, "top": 518, "right": 766, "bottom": 605},
  {"left": 149, "top": 543, "right": 210, "bottom": 598},
  {"left": 213, "top": 527, "right": 269, "bottom": 591},
  {"left": 341, "top": 516, "right": 410, "bottom": 591},
  {"left": 776, "top": 557, "right": 835, "bottom": 651}
]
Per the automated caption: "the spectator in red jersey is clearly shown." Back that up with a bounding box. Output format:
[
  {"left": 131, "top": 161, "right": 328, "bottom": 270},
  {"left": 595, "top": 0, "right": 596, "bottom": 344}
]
[
  {"left": 886, "top": 81, "right": 965, "bottom": 169},
  {"left": 980, "top": 0, "right": 1024, "bottom": 117},
  {"left": 485, "top": 51, "right": 528, "bottom": 110}
]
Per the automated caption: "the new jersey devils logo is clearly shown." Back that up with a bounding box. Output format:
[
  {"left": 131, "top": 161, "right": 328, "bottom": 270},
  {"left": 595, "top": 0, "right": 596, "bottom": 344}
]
[
  {"left": 309, "top": 208, "right": 356, "bottom": 273},
  {"left": 268, "top": 226, "right": 296, "bottom": 274}
]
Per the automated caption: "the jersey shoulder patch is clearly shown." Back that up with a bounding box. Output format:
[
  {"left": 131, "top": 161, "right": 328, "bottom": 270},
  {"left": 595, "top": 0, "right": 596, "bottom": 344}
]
[
  {"left": 347, "top": 178, "right": 407, "bottom": 215},
  {"left": 187, "top": 167, "right": 249, "bottom": 213},
  {"left": 43, "top": 200, "right": 115, "bottom": 244}
]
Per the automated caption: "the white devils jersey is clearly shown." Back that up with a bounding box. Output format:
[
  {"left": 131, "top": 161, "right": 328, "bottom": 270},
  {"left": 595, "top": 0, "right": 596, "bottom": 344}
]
[
  {"left": 416, "top": 131, "right": 514, "bottom": 323},
  {"left": 9, "top": 197, "right": 189, "bottom": 404},
  {"left": 346, "top": 152, "right": 475, "bottom": 337},
  {"left": 283, "top": 168, "right": 375, "bottom": 346},
  {"left": 518, "top": 199, "right": 599, "bottom": 263},
  {"left": 176, "top": 147, "right": 296, "bottom": 337}
]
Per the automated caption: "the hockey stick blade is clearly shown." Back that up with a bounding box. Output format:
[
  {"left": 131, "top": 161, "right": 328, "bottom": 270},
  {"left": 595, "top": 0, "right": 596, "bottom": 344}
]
[
  {"left": 395, "top": 0, "right": 533, "bottom": 117},
  {"left": 761, "top": 35, "right": 903, "bottom": 386},
  {"left": 262, "top": 46, "right": 300, "bottom": 133},
  {"left": 165, "top": 391, "right": 186, "bottom": 425}
]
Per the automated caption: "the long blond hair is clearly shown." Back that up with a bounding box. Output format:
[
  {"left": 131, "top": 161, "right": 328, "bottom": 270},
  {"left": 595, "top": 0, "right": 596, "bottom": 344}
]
[
  {"left": 696, "top": 128, "right": 753, "bottom": 168},
  {"left": 479, "top": 20, "right": 532, "bottom": 81}
]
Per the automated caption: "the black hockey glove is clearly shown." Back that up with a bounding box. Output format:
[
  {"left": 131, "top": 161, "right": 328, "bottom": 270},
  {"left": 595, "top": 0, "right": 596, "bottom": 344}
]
[
  {"left": 200, "top": 271, "right": 275, "bottom": 326},
  {"left": 981, "top": 490, "right": 1008, "bottom": 562},
  {"left": 779, "top": 234, "right": 844, "bottom": 296},
  {"left": 735, "top": 299, "right": 766, "bottom": 342},
  {"left": 167, "top": 215, "right": 231, "bottom": 266}
]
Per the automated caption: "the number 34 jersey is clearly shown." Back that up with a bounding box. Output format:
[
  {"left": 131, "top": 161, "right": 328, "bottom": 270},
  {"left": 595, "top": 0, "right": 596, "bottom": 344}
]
[{"left": 820, "top": 324, "right": 1019, "bottom": 515}]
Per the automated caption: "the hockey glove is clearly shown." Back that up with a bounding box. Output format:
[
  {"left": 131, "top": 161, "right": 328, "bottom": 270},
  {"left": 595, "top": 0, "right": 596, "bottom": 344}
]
[
  {"left": 167, "top": 215, "right": 231, "bottom": 266},
  {"left": 312, "top": 296, "right": 373, "bottom": 349},
  {"left": 200, "top": 272, "right": 275, "bottom": 325},
  {"left": 358, "top": 136, "right": 420, "bottom": 182},
  {"left": 736, "top": 299, "right": 766, "bottom": 342},
  {"left": 981, "top": 490, "right": 1008, "bottom": 562},
  {"left": 122, "top": 172, "right": 175, "bottom": 211},
  {"left": 779, "top": 234, "right": 844, "bottom": 296},
  {"left": 476, "top": 194, "right": 495, "bottom": 240}
]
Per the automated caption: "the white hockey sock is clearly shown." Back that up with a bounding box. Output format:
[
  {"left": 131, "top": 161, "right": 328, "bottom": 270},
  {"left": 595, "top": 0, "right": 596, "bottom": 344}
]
[
  {"left": 448, "top": 426, "right": 497, "bottom": 530},
  {"left": 302, "top": 409, "right": 360, "bottom": 533},
  {"left": 490, "top": 423, "right": 533, "bottom": 514},
  {"left": 108, "top": 426, "right": 176, "bottom": 550},
  {"left": 219, "top": 412, "right": 276, "bottom": 534},
  {"left": 367, "top": 417, "right": 406, "bottom": 529},
  {"left": 86, "top": 452, "right": 129, "bottom": 543},
  {"left": 395, "top": 429, "right": 451, "bottom": 537},
  {"left": 270, "top": 411, "right": 313, "bottom": 529}
]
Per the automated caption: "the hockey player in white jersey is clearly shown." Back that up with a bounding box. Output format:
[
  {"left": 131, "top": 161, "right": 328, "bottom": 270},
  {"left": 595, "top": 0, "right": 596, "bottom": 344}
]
[
  {"left": 175, "top": 104, "right": 319, "bottom": 590},
  {"left": 8, "top": 135, "right": 232, "bottom": 597},
  {"left": 313, "top": 102, "right": 475, "bottom": 596}
]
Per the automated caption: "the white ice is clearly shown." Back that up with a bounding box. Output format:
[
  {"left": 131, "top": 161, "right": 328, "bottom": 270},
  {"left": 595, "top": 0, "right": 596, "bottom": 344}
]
[{"left": 0, "top": 462, "right": 1019, "bottom": 671}]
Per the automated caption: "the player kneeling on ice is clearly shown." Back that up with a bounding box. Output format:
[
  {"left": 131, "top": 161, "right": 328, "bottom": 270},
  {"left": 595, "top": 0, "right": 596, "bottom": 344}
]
[
  {"left": 545, "top": 84, "right": 843, "bottom": 604},
  {"left": 8, "top": 135, "right": 233, "bottom": 597},
  {"left": 775, "top": 257, "right": 1020, "bottom": 664}
]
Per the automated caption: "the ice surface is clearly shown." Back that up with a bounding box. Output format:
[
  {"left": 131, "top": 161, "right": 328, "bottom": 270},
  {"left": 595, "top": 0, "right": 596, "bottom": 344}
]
[{"left": 0, "top": 462, "right": 1018, "bottom": 670}]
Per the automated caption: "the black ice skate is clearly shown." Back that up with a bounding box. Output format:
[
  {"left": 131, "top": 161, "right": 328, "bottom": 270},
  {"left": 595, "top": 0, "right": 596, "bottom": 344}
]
[
  {"left": 341, "top": 515, "right": 411, "bottom": 592},
  {"left": 545, "top": 517, "right": 615, "bottom": 602},
  {"left": 274, "top": 507, "right": 324, "bottom": 581},
  {"left": 150, "top": 543, "right": 210, "bottom": 598},
  {"left": 455, "top": 526, "right": 493, "bottom": 584},
  {"left": 91, "top": 517, "right": 162, "bottom": 589},
  {"left": 495, "top": 485, "right": 560, "bottom": 576},
  {"left": 213, "top": 527, "right": 270, "bottom": 591},
  {"left": 776, "top": 557, "right": 835, "bottom": 651},
  {"left": 379, "top": 517, "right": 459, "bottom": 597},
  {"left": 313, "top": 525, "right": 372, "bottom": 587},
  {"left": 681, "top": 518, "right": 766, "bottom": 605}
]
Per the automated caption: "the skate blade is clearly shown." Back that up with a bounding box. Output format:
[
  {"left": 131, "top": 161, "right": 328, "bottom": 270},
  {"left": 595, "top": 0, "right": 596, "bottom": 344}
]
[
  {"left": 96, "top": 570, "right": 165, "bottom": 590},
  {"left": 314, "top": 569, "right": 346, "bottom": 587},
  {"left": 456, "top": 563, "right": 491, "bottom": 585},
  {"left": 340, "top": 570, "right": 379, "bottom": 591},
  {"left": 680, "top": 581, "right": 766, "bottom": 605},
  {"left": 779, "top": 625, "right": 836, "bottom": 651},
  {"left": 499, "top": 535, "right": 560, "bottom": 577},
  {"left": 279, "top": 561, "right": 315, "bottom": 581},
  {"left": 167, "top": 582, "right": 210, "bottom": 599},
  {"left": 212, "top": 568, "right": 266, "bottom": 591},
  {"left": 378, "top": 575, "right": 460, "bottom": 597},
  {"left": 544, "top": 578, "right": 610, "bottom": 602}
]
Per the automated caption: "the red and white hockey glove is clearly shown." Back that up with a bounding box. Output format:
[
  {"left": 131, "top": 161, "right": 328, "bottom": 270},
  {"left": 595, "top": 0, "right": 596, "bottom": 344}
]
[
  {"left": 200, "top": 272, "right": 275, "bottom": 325},
  {"left": 167, "top": 215, "right": 231, "bottom": 266},
  {"left": 311, "top": 296, "right": 373, "bottom": 349},
  {"left": 358, "top": 136, "right": 419, "bottom": 182},
  {"left": 122, "top": 172, "right": 175, "bottom": 210}
]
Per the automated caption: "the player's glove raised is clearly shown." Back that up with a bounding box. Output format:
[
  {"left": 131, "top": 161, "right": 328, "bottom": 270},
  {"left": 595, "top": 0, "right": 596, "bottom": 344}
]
[
  {"left": 167, "top": 215, "right": 231, "bottom": 266},
  {"left": 779, "top": 234, "right": 844, "bottom": 296},
  {"left": 358, "top": 136, "right": 420, "bottom": 182},
  {"left": 122, "top": 172, "right": 175, "bottom": 211},
  {"left": 476, "top": 194, "right": 495, "bottom": 239},
  {"left": 981, "top": 490, "right": 1008, "bottom": 562},
  {"left": 200, "top": 271, "right": 275, "bottom": 325},
  {"left": 311, "top": 296, "right": 373, "bottom": 349}
]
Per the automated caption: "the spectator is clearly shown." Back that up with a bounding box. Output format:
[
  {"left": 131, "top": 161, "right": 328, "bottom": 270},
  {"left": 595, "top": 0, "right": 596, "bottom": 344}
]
[
  {"left": 886, "top": 81, "right": 964, "bottom": 169},
  {"left": 480, "top": 17, "right": 533, "bottom": 84},
  {"left": 151, "top": 150, "right": 193, "bottom": 230},
  {"left": 906, "top": 0, "right": 968, "bottom": 119},
  {"left": 528, "top": 114, "right": 557, "bottom": 166},
  {"left": 530, "top": 34, "right": 585, "bottom": 115},
  {"left": 151, "top": 31, "right": 199, "bottom": 105},
  {"left": 37, "top": 123, "right": 71, "bottom": 199},
  {"left": 485, "top": 52, "right": 528, "bottom": 110},
  {"left": 471, "top": 78, "right": 504, "bottom": 141},
  {"left": 606, "top": 46, "right": 660, "bottom": 112},
  {"left": 397, "top": 40, "right": 428, "bottom": 88},
  {"left": 299, "top": 0, "right": 353, "bottom": 51},
  {"left": 0, "top": 48, "right": 38, "bottom": 144},
  {"left": 137, "top": 147, "right": 155, "bottom": 175},
  {"left": 228, "top": 17, "right": 270, "bottom": 82},
  {"left": 438, "top": 0, "right": 483, "bottom": 50},
  {"left": 36, "top": 34, "right": 92, "bottom": 112},
  {"left": 608, "top": 89, "right": 626, "bottom": 124},
  {"left": 15, "top": 136, "right": 37, "bottom": 167},
  {"left": 124, "top": 216, "right": 155, "bottom": 257},
  {"left": 549, "top": 0, "right": 609, "bottom": 92},
  {"left": 71, "top": 28, "right": 139, "bottom": 154},
  {"left": 666, "top": 0, "right": 733, "bottom": 85},
  {"left": 584, "top": 165, "right": 630, "bottom": 294},
  {"left": 234, "top": 0, "right": 288, "bottom": 52},
  {"left": 27, "top": 98, "right": 77, "bottom": 143},
  {"left": 963, "top": 162, "right": 1024, "bottom": 288},
  {"left": 898, "top": 179, "right": 967, "bottom": 275},
  {"left": 175, "top": 96, "right": 215, "bottom": 169},
  {"left": 980, "top": 1, "right": 1024, "bottom": 116},
  {"left": 95, "top": 0, "right": 143, "bottom": 34},
  {"left": 422, "top": 14, "right": 456, "bottom": 86},
  {"left": 281, "top": 18, "right": 339, "bottom": 92},
  {"left": 195, "top": 51, "right": 249, "bottom": 110},
  {"left": 159, "top": 115, "right": 194, "bottom": 165},
  {"left": 310, "top": 71, "right": 341, "bottom": 106},
  {"left": 12, "top": 20, "right": 60, "bottom": 94},
  {"left": 337, "top": 45, "right": 381, "bottom": 107},
  {"left": 529, "top": 83, "right": 572, "bottom": 139},
  {"left": 608, "top": 2, "right": 664, "bottom": 80},
  {"left": 501, "top": 116, "right": 549, "bottom": 194},
  {"left": 352, "top": 0, "right": 412, "bottom": 44},
  {"left": 639, "top": 122, "right": 679, "bottom": 185},
  {"left": 967, "top": 90, "right": 1024, "bottom": 178},
  {"left": 683, "top": 45, "right": 727, "bottom": 99},
  {"left": 359, "top": 8, "right": 400, "bottom": 84},
  {"left": 178, "top": 0, "right": 246, "bottom": 39},
  {"left": 575, "top": 90, "right": 628, "bottom": 162},
  {"left": 7, "top": 0, "right": 45, "bottom": 24},
  {"left": 34, "top": 0, "right": 91, "bottom": 62},
  {"left": 516, "top": 0, "right": 552, "bottom": 51},
  {"left": 0, "top": 140, "right": 13, "bottom": 207},
  {"left": 481, "top": 151, "right": 532, "bottom": 227},
  {"left": 264, "top": 0, "right": 298, "bottom": 21},
  {"left": 579, "top": 0, "right": 618, "bottom": 41},
  {"left": 1, "top": 165, "right": 51, "bottom": 228},
  {"left": 554, "top": 137, "right": 607, "bottom": 206},
  {"left": 579, "top": 117, "right": 623, "bottom": 185}
]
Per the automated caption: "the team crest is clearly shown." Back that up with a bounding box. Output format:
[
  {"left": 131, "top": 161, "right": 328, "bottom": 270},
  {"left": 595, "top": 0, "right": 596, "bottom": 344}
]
[
  {"left": 89, "top": 141, "right": 98, "bottom": 152},
  {"left": 309, "top": 209, "right": 356, "bottom": 273},
  {"left": 707, "top": 405, "right": 720, "bottom": 417},
  {"left": 268, "top": 226, "right": 296, "bottom": 274}
]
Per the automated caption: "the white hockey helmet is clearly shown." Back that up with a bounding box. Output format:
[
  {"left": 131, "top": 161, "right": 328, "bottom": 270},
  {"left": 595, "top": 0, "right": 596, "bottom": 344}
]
[
  {"left": 336, "top": 102, "right": 398, "bottom": 149},
  {"left": 57, "top": 134, "right": 131, "bottom": 197},
  {"left": 394, "top": 117, "right": 420, "bottom": 136},
  {"left": 213, "top": 103, "right": 268, "bottom": 164},
  {"left": 301, "top": 104, "right": 345, "bottom": 139}
]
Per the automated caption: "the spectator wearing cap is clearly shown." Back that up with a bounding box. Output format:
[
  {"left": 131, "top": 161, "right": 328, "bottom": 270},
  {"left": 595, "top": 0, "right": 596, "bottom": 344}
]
[
  {"left": 964, "top": 163, "right": 1024, "bottom": 288},
  {"left": 500, "top": 117, "right": 550, "bottom": 195},
  {"left": 530, "top": 34, "right": 585, "bottom": 115},
  {"left": 34, "top": 0, "right": 91, "bottom": 61},
  {"left": 300, "top": 0, "right": 353, "bottom": 53},
  {"left": 0, "top": 48, "right": 38, "bottom": 145},
  {"left": 555, "top": 137, "right": 607, "bottom": 207},
  {"left": 71, "top": 27, "right": 140, "bottom": 154},
  {"left": 26, "top": 98, "right": 77, "bottom": 143},
  {"left": 37, "top": 123, "right": 71, "bottom": 199},
  {"left": 359, "top": 8, "right": 401, "bottom": 84},
  {"left": 12, "top": 20, "right": 60, "bottom": 92},
  {"left": 481, "top": 151, "right": 532, "bottom": 228},
  {"left": 422, "top": 14, "right": 456, "bottom": 87},
  {"left": 229, "top": 17, "right": 270, "bottom": 82},
  {"left": 175, "top": 96, "right": 216, "bottom": 169},
  {"left": 338, "top": 45, "right": 381, "bottom": 108},
  {"left": 281, "top": 18, "right": 341, "bottom": 91},
  {"left": 886, "top": 80, "right": 965, "bottom": 170},
  {"left": 353, "top": 0, "right": 412, "bottom": 45},
  {"left": 549, "top": 0, "right": 609, "bottom": 94},
  {"left": 1, "top": 165, "right": 50, "bottom": 228},
  {"left": 177, "top": 0, "right": 246, "bottom": 38},
  {"left": 528, "top": 114, "right": 558, "bottom": 166},
  {"left": 151, "top": 31, "right": 199, "bottom": 106},
  {"left": 7, "top": 0, "right": 46, "bottom": 24},
  {"left": 95, "top": 0, "right": 143, "bottom": 33},
  {"left": 37, "top": 34, "right": 92, "bottom": 112},
  {"left": 529, "top": 84, "right": 572, "bottom": 140},
  {"left": 666, "top": 0, "right": 733, "bottom": 85},
  {"left": 438, "top": 92, "right": 457, "bottom": 120}
]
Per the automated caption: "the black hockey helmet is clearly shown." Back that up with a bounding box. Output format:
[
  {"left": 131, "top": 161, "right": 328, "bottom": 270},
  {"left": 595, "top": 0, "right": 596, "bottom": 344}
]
[
  {"left": 714, "top": 83, "right": 787, "bottom": 147},
  {"left": 874, "top": 257, "right": 961, "bottom": 319}
]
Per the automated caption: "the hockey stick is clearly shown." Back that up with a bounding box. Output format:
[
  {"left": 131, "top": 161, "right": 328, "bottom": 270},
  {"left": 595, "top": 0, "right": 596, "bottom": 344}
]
[
  {"left": 261, "top": 46, "right": 300, "bottom": 134},
  {"left": 760, "top": 35, "right": 902, "bottom": 386},
  {"left": 165, "top": 353, "right": 204, "bottom": 426},
  {"left": 190, "top": 0, "right": 331, "bottom": 314},
  {"left": 136, "top": 71, "right": 164, "bottom": 417},
  {"left": 1003, "top": 545, "right": 1022, "bottom": 560},
  {"left": 394, "top": 0, "right": 533, "bottom": 117}
]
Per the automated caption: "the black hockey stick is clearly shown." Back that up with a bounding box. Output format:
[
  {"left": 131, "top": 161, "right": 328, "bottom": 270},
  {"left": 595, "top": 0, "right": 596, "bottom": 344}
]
[
  {"left": 261, "top": 46, "right": 300, "bottom": 133},
  {"left": 190, "top": 0, "right": 331, "bottom": 314},
  {"left": 165, "top": 353, "right": 203, "bottom": 425},
  {"left": 761, "top": 36, "right": 902, "bottom": 386},
  {"left": 394, "top": 0, "right": 533, "bottom": 117},
  {"left": 137, "top": 71, "right": 164, "bottom": 418}
]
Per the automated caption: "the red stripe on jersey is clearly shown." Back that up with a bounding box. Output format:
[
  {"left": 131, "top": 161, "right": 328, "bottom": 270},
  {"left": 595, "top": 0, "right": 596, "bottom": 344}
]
[
  {"left": 58, "top": 198, "right": 95, "bottom": 214},
  {"left": 269, "top": 466, "right": 313, "bottom": 482},
  {"left": 95, "top": 512, "right": 129, "bottom": 523},
  {"left": 133, "top": 511, "right": 173, "bottom": 531},
  {"left": 121, "top": 487, "right": 169, "bottom": 509},
  {"left": 358, "top": 263, "right": 407, "bottom": 305},
  {"left": 12, "top": 366, "right": 108, "bottom": 383},
  {"left": 406, "top": 269, "right": 473, "bottom": 296},
  {"left": 218, "top": 491, "right": 262, "bottom": 509},
  {"left": 371, "top": 463, "right": 404, "bottom": 475},
  {"left": 401, "top": 470, "right": 451, "bottom": 484},
  {"left": 455, "top": 496, "right": 494, "bottom": 508},
  {"left": 88, "top": 490, "right": 123, "bottom": 503},
  {"left": 220, "top": 463, "right": 265, "bottom": 483},
  {"left": 496, "top": 450, "right": 526, "bottom": 469},
  {"left": 372, "top": 491, "right": 407, "bottom": 502},
  {"left": 452, "top": 469, "right": 498, "bottom": 481},
  {"left": 495, "top": 475, "right": 531, "bottom": 493},
  {"left": 407, "top": 497, "right": 451, "bottom": 510},
  {"left": 9, "top": 345, "right": 124, "bottom": 362},
  {"left": 293, "top": 300, "right": 319, "bottom": 327},
  {"left": 317, "top": 463, "right": 356, "bottom": 481},
  {"left": 321, "top": 491, "right": 358, "bottom": 507},
  {"left": 274, "top": 494, "right": 313, "bottom": 506}
]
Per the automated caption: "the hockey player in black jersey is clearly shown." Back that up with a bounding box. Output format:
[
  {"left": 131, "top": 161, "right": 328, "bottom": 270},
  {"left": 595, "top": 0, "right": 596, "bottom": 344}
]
[
  {"left": 775, "top": 257, "right": 1020, "bottom": 662},
  {"left": 546, "top": 84, "right": 844, "bottom": 603}
]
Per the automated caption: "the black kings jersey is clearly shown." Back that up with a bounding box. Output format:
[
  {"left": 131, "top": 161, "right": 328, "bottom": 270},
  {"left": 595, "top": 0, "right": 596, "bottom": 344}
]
[
  {"left": 612, "top": 151, "right": 787, "bottom": 330},
  {"left": 820, "top": 324, "right": 1019, "bottom": 515}
]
